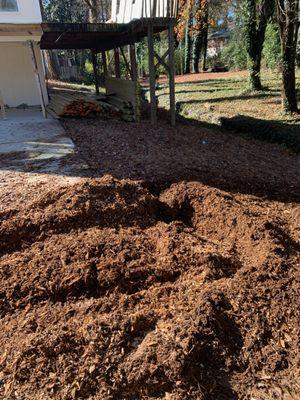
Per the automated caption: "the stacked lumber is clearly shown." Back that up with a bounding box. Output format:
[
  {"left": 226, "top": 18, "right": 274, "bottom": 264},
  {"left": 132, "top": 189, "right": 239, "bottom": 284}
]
[
  {"left": 47, "top": 90, "right": 137, "bottom": 122},
  {"left": 62, "top": 100, "right": 101, "bottom": 117},
  {"left": 62, "top": 99, "right": 120, "bottom": 119},
  {"left": 104, "top": 94, "right": 135, "bottom": 122}
]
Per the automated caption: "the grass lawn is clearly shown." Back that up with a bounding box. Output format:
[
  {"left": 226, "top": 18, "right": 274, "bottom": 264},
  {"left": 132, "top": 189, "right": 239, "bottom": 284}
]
[
  {"left": 157, "top": 69, "right": 300, "bottom": 123},
  {"left": 49, "top": 70, "right": 300, "bottom": 151},
  {"left": 157, "top": 69, "right": 300, "bottom": 152}
]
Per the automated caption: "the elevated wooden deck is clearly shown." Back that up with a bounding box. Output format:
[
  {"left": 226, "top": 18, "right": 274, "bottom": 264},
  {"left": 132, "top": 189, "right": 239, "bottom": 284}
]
[
  {"left": 41, "top": 18, "right": 176, "bottom": 51},
  {"left": 41, "top": 1, "right": 178, "bottom": 126}
]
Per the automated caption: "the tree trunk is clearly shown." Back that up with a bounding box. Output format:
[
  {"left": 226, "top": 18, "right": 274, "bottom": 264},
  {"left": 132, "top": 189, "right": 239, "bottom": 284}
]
[
  {"left": 184, "top": 14, "right": 193, "bottom": 74},
  {"left": 248, "top": 51, "right": 264, "bottom": 91},
  {"left": 281, "top": 51, "right": 297, "bottom": 112},
  {"left": 201, "top": 11, "right": 209, "bottom": 71},
  {"left": 193, "top": 32, "right": 203, "bottom": 73},
  {"left": 244, "top": 0, "right": 274, "bottom": 91},
  {"left": 84, "top": 0, "right": 99, "bottom": 23},
  {"left": 277, "top": 0, "right": 299, "bottom": 113}
]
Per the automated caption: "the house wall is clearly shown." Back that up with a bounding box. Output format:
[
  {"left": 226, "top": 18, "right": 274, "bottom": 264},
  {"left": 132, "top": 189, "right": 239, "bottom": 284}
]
[
  {"left": 207, "top": 38, "right": 226, "bottom": 57},
  {"left": 0, "top": 41, "right": 48, "bottom": 107},
  {"left": 0, "top": 0, "right": 42, "bottom": 24}
]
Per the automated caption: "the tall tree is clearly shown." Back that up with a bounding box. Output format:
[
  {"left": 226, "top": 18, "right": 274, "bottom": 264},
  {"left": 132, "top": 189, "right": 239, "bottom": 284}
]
[
  {"left": 192, "top": 0, "right": 209, "bottom": 72},
  {"left": 83, "top": 0, "right": 110, "bottom": 22},
  {"left": 201, "top": 21, "right": 208, "bottom": 70},
  {"left": 244, "top": 0, "right": 275, "bottom": 91},
  {"left": 43, "top": 0, "right": 87, "bottom": 23},
  {"left": 83, "top": 0, "right": 99, "bottom": 22},
  {"left": 176, "top": 0, "right": 194, "bottom": 74},
  {"left": 177, "top": 0, "right": 230, "bottom": 74},
  {"left": 185, "top": 13, "right": 193, "bottom": 73},
  {"left": 276, "top": 0, "right": 299, "bottom": 113}
]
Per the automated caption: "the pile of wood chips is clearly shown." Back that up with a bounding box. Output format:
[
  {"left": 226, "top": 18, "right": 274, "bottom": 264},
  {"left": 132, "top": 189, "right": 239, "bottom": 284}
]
[{"left": 61, "top": 99, "right": 120, "bottom": 119}]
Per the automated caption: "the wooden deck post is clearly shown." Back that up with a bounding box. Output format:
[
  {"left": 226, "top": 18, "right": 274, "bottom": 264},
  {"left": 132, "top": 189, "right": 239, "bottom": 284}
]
[
  {"left": 129, "top": 44, "right": 138, "bottom": 82},
  {"left": 101, "top": 51, "right": 108, "bottom": 77},
  {"left": 168, "top": 24, "right": 176, "bottom": 126},
  {"left": 147, "top": 24, "right": 157, "bottom": 125},
  {"left": 114, "top": 48, "right": 121, "bottom": 78},
  {"left": 0, "top": 90, "right": 6, "bottom": 119},
  {"left": 91, "top": 50, "right": 100, "bottom": 95},
  {"left": 29, "top": 41, "right": 47, "bottom": 118}
]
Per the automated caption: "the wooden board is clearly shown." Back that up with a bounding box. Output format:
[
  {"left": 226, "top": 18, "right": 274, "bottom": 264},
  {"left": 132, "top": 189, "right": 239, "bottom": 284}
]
[{"left": 105, "top": 77, "right": 141, "bottom": 121}]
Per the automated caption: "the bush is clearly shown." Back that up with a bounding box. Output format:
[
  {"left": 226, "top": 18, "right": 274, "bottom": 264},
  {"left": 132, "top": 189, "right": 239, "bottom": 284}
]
[
  {"left": 83, "top": 60, "right": 94, "bottom": 85},
  {"left": 263, "top": 23, "right": 281, "bottom": 69},
  {"left": 222, "top": 29, "right": 248, "bottom": 70},
  {"left": 206, "top": 53, "right": 227, "bottom": 71}
]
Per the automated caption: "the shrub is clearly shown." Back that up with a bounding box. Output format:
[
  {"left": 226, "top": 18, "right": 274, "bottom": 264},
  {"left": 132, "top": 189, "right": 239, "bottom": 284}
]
[
  {"left": 263, "top": 23, "right": 281, "bottom": 69},
  {"left": 83, "top": 60, "right": 94, "bottom": 84},
  {"left": 222, "top": 29, "right": 248, "bottom": 70}
]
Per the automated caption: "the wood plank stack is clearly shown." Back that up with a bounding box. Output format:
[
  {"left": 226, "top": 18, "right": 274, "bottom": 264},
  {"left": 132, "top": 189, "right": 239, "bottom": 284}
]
[
  {"left": 47, "top": 90, "right": 136, "bottom": 121},
  {"left": 104, "top": 94, "right": 135, "bottom": 122}
]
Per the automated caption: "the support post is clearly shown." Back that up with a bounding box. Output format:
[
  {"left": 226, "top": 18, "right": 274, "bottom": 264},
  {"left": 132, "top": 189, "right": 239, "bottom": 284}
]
[
  {"left": 120, "top": 47, "right": 132, "bottom": 78},
  {"left": 129, "top": 44, "right": 140, "bottom": 122},
  {"left": 91, "top": 50, "right": 100, "bottom": 95},
  {"left": 129, "top": 44, "right": 138, "bottom": 82},
  {"left": 0, "top": 90, "right": 6, "bottom": 119},
  {"left": 147, "top": 24, "right": 157, "bottom": 125},
  {"left": 29, "top": 41, "right": 47, "bottom": 118},
  {"left": 101, "top": 51, "right": 108, "bottom": 77},
  {"left": 114, "top": 48, "right": 121, "bottom": 78},
  {"left": 168, "top": 24, "right": 176, "bottom": 126}
]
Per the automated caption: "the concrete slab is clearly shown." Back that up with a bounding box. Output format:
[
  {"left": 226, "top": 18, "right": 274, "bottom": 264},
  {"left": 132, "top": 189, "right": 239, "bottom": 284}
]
[{"left": 0, "top": 109, "right": 77, "bottom": 175}]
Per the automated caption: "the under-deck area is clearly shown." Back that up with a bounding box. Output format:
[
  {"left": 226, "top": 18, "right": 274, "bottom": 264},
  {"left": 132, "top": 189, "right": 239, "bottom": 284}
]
[{"left": 41, "top": 15, "right": 178, "bottom": 125}]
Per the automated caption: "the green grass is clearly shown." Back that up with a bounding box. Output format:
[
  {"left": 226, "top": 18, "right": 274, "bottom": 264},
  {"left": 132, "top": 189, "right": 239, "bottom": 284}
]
[{"left": 156, "top": 69, "right": 300, "bottom": 152}]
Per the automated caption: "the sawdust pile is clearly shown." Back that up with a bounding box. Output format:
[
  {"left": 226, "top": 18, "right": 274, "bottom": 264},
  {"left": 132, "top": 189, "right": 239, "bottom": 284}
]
[{"left": 0, "top": 176, "right": 299, "bottom": 399}]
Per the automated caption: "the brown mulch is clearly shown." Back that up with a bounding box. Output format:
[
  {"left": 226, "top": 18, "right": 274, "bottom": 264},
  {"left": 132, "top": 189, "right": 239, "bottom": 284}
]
[
  {"left": 62, "top": 118, "right": 300, "bottom": 203},
  {"left": 0, "top": 118, "right": 299, "bottom": 399}
]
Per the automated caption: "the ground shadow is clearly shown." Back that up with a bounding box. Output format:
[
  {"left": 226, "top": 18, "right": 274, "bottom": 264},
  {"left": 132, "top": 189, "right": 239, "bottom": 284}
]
[
  {"left": 61, "top": 109, "right": 299, "bottom": 203},
  {"left": 220, "top": 114, "right": 300, "bottom": 152},
  {"left": 1, "top": 108, "right": 299, "bottom": 204},
  {"left": 176, "top": 92, "right": 276, "bottom": 107}
]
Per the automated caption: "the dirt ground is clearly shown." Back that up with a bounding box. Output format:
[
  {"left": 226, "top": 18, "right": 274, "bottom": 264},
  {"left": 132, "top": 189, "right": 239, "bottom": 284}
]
[
  {"left": 0, "top": 116, "right": 299, "bottom": 400},
  {"left": 158, "top": 70, "right": 248, "bottom": 84}
]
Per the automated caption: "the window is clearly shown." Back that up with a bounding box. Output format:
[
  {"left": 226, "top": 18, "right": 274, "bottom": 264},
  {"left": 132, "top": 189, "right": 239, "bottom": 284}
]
[{"left": 0, "top": 0, "right": 18, "bottom": 12}]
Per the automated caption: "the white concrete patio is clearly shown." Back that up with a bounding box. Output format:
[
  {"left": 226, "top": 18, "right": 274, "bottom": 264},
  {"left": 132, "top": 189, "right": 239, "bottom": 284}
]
[{"left": 0, "top": 108, "right": 75, "bottom": 173}]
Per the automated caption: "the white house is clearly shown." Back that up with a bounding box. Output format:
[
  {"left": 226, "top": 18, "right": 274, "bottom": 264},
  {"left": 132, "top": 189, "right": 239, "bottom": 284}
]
[{"left": 0, "top": 0, "right": 48, "bottom": 114}]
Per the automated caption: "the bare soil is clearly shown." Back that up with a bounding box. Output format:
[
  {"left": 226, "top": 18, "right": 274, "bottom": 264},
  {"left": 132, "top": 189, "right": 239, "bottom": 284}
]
[{"left": 0, "top": 117, "right": 299, "bottom": 400}]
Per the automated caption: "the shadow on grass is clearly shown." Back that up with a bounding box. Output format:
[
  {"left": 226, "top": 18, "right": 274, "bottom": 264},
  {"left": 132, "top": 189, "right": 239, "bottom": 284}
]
[
  {"left": 219, "top": 115, "right": 300, "bottom": 153},
  {"left": 176, "top": 92, "right": 276, "bottom": 107},
  {"left": 173, "top": 78, "right": 245, "bottom": 87},
  {"left": 175, "top": 108, "right": 300, "bottom": 153},
  {"left": 157, "top": 87, "right": 239, "bottom": 97}
]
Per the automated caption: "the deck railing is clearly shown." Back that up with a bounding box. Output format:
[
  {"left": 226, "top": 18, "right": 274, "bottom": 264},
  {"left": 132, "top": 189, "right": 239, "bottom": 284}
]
[{"left": 110, "top": 0, "right": 179, "bottom": 23}]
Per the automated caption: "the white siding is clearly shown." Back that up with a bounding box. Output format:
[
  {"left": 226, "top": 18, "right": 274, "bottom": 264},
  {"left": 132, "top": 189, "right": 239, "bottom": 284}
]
[
  {"left": 0, "top": 0, "right": 42, "bottom": 24},
  {"left": 110, "top": 0, "right": 178, "bottom": 23},
  {"left": 0, "top": 42, "right": 48, "bottom": 107}
]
